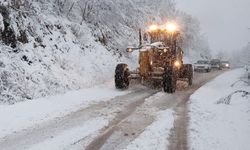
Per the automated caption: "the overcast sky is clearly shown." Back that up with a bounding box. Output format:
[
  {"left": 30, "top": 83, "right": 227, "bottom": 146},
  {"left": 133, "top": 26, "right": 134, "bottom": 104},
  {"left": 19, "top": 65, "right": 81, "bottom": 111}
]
[{"left": 175, "top": 0, "right": 250, "bottom": 53}]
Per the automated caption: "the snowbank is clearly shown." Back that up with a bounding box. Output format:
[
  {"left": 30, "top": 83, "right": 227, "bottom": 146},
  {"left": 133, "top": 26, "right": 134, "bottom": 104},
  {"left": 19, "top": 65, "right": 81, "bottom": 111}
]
[{"left": 189, "top": 69, "right": 250, "bottom": 150}]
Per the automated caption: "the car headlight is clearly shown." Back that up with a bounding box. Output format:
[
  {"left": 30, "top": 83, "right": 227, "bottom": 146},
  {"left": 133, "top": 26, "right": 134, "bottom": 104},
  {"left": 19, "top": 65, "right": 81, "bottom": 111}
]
[{"left": 126, "top": 48, "right": 133, "bottom": 53}]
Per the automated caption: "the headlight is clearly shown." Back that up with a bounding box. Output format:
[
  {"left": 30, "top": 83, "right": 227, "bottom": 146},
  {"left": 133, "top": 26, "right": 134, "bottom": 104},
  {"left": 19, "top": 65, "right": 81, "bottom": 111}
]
[
  {"left": 126, "top": 48, "right": 133, "bottom": 53},
  {"left": 148, "top": 25, "right": 159, "bottom": 32},
  {"left": 174, "top": 61, "right": 181, "bottom": 67},
  {"left": 225, "top": 64, "right": 229, "bottom": 67},
  {"left": 166, "top": 23, "right": 177, "bottom": 32}
]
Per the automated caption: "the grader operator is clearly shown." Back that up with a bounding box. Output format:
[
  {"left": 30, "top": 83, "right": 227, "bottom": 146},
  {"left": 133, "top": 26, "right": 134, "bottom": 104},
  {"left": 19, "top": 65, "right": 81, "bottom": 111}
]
[{"left": 114, "top": 22, "right": 193, "bottom": 93}]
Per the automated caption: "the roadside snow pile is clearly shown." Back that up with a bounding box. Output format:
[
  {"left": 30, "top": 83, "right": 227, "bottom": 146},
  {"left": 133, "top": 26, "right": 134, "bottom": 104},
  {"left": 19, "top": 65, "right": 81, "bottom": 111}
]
[
  {"left": 189, "top": 68, "right": 250, "bottom": 150},
  {"left": 123, "top": 110, "right": 174, "bottom": 150},
  {"left": 0, "top": 82, "right": 130, "bottom": 139}
]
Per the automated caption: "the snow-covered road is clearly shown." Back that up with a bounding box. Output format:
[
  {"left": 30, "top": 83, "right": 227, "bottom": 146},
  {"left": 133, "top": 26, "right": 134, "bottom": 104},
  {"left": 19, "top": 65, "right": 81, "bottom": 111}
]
[
  {"left": 0, "top": 81, "right": 133, "bottom": 139},
  {"left": 0, "top": 85, "right": 157, "bottom": 150},
  {"left": 0, "top": 70, "right": 224, "bottom": 150},
  {"left": 84, "top": 70, "right": 223, "bottom": 150}
]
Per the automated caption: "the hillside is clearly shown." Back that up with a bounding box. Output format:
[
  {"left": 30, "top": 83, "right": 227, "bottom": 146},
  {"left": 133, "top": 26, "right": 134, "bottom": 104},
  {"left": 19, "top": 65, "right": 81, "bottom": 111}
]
[{"left": 0, "top": 0, "right": 210, "bottom": 104}]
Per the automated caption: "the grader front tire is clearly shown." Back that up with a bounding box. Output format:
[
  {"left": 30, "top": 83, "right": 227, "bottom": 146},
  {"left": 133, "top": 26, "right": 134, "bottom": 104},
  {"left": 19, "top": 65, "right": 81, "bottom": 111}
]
[{"left": 115, "top": 64, "right": 130, "bottom": 89}]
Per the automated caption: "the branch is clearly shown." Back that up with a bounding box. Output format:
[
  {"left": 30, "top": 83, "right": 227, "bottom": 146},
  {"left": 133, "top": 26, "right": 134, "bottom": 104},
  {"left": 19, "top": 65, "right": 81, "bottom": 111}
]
[
  {"left": 66, "top": 2, "right": 75, "bottom": 17},
  {"left": 231, "top": 79, "right": 250, "bottom": 87},
  {"left": 217, "top": 90, "right": 250, "bottom": 105},
  {"left": 9, "top": 5, "right": 34, "bottom": 14}
]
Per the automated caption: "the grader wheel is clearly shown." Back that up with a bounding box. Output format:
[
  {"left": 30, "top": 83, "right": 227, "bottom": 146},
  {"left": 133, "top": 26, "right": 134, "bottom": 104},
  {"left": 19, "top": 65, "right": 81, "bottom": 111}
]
[
  {"left": 185, "top": 64, "right": 193, "bottom": 86},
  {"left": 115, "top": 64, "right": 130, "bottom": 89},
  {"left": 163, "top": 67, "right": 177, "bottom": 93}
]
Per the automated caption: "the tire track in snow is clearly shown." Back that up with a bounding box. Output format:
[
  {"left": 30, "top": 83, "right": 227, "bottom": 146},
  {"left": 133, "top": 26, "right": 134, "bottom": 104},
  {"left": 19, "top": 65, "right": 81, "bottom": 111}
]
[
  {"left": 85, "top": 90, "right": 158, "bottom": 150},
  {"left": 85, "top": 70, "right": 225, "bottom": 150},
  {"left": 0, "top": 89, "right": 156, "bottom": 150},
  {"left": 168, "top": 70, "right": 226, "bottom": 150}
]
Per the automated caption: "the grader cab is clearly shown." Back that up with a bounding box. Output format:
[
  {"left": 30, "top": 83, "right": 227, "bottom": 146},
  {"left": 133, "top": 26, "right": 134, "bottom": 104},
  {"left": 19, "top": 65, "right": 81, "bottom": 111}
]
[{"left": 115, "top": 23, "right": 193, "bottom": 93}]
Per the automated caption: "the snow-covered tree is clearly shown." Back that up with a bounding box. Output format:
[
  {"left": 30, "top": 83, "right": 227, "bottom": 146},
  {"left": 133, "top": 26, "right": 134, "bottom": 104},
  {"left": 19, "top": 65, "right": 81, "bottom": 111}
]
[
  {"left": 175, "top": 11, "right": 211, "bottom": 61},
  {"left": 239, "top": 43, "right": 250, "bottom": 65},
  {"left": 229, "top": 42, "right": 250, "bottom": 67}
]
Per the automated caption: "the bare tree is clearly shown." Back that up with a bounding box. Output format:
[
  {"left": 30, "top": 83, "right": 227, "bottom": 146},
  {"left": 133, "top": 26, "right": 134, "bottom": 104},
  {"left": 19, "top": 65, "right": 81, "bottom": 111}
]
[
  {"left": 55, "top": 0, "right": 67, "bottom": 13},
  {"left": 216, "top": 51, "right": 224, "bottom": 60},
  {"left": 11, "top": 0, "right": 24, "bottom": 9},
  {"left": 78, "top": 0, "right": 95, "bottom": 24},
  {"left": 66, "top": 1, "right": 75, "bottom": 17}
]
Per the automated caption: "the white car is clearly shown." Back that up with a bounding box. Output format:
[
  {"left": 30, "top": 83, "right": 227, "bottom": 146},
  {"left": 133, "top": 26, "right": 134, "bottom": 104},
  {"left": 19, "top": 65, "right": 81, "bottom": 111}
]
[{"left": 194, "top": 60, "right": 211, "bottom": 72}]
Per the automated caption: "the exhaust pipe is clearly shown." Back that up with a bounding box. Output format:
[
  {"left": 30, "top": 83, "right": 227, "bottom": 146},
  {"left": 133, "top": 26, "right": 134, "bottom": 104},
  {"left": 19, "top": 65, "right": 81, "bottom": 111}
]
[{"left": 139, "top": 28, "right": 142, "bottom": 47}]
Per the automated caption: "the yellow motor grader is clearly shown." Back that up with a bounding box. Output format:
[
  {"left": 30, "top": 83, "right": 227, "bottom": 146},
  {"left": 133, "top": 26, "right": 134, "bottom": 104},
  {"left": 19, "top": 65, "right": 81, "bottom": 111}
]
[{"left": 115, "top": 23, "right": 193, "bottom": 93}]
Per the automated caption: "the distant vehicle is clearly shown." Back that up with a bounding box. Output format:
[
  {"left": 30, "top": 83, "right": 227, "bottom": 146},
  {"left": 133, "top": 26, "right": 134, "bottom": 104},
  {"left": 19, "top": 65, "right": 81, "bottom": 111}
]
[
  {"left": 194, "top": 60, "right": 211, "bottom": 72},
  {"left": 210, "top": 59, "right": 222, "bottom": 70},
  {"left": 221, "top": 61, "right": 230, "bottom": 69}
]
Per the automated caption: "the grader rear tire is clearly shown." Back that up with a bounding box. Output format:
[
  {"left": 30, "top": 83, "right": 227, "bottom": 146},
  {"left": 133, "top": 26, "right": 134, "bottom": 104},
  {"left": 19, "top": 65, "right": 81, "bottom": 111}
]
[
  {"left": 181, "top": 64, "right": 193, "bottom": 86},
  {"left": 163, "top": 67, "right": 177, "bottom": 93},
  {"left": 115, "top": 64, "right": 130, "bottom": 89},
  {"left": 186, "top": 64, "right": 193, "bottom": 86}
]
